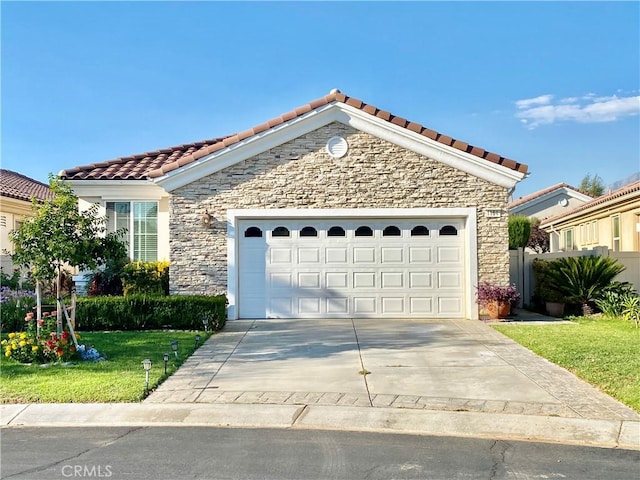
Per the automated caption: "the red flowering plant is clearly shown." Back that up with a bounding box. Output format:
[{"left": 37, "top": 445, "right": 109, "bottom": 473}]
[
  {"left": 475, "top": 282, "right": 521, "bottom": 309},
  {"left": 7, "top": 310, "right": 80, "bottom": 363}
]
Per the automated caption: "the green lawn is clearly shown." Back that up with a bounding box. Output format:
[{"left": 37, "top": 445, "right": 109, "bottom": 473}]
[
  {"left": 0, "top": 331, "right": 210, "bottom": 403},
  {"left": 493, "top": 317, "right": 640, "bottom": 412}
]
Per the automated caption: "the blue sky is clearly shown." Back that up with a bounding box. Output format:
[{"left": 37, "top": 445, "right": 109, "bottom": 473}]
[{"left": 2, "top": 1, "right": 639, "bottom": 198}]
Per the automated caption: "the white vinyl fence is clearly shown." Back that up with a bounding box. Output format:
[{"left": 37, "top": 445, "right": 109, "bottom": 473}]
[{"left": 509, "top": 246, "right": 640, "bottom": 307}]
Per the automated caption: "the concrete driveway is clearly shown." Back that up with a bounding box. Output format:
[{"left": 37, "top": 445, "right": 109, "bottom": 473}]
[{"left": 146, "top": 318, "right": 638, "bottom": 422}]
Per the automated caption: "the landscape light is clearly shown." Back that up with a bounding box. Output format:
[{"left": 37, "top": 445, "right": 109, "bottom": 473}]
[
  {"left": 171, "top": 340, "right": 179, "bottom": 359},
  {"left": 141, "top": 359, "right": 152, "bottom": 393},
  {"left": 163, "top": 353, "right": 169, "bottom": 374},
  {"left": 195, "top": 334, "right": 201, "bottom": 347}
]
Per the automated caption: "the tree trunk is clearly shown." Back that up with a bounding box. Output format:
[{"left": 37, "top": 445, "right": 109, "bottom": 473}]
[
  {"left": 56, "top": 265, "right": 63, "bottom": 335},
  {"left": 36, "top": 281, "right": 42, "bottom": 337}
]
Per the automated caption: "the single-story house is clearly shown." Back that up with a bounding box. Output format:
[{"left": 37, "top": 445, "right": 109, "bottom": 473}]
[
  {"left": 60, "top": 90, "right": 528, "bottom": 320},
  {"left": 0, "top": 169, "right": 53, "bottom": 271},
  {"left": 540, "top": 180, "right": 640, "bottom": 253},
  {"left": 508, "top": 183, "right": 592, "bottom": 221}
]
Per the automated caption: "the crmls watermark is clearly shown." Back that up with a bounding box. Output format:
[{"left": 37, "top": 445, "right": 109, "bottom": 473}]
[{"left": 61, "top": 465, "right": 113, "bottom": 478}]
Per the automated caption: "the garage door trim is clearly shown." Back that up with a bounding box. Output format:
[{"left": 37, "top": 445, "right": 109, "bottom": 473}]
[{"left": 227, "top": 208, "right": 478, "bottom": 320}]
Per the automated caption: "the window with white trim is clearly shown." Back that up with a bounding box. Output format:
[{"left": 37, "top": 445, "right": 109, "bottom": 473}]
[
  {"left": 562, "top": 228, "right": 574, "bottom": 251},
  {"left": 106, "top": 201, "right": 158, "bottom": 261},
  {"left": 612, "top": 215, "right": 620, "bottom": 251}
]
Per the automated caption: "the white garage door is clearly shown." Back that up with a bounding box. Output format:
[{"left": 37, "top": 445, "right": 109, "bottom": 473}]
[{"left": 238, "top": 219, "right": 466, "bottom": 318}]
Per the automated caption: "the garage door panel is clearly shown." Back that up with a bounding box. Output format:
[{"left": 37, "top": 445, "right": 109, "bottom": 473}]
[
  {"left": 437, "top": 246, "right": 461, "bottom": 263},
  {"left": 298, "top": 272, "right": 320, "bottom": 288},
  {"left": 438, "top": 271, "right": 462, "bottom": 288},
  {"left": 298, "top": 248, "right": 320, "bottom": 263},
  {"left": 354, "top": 272, "right": 376, "bottom": 288},
  {"left": 299, "top": 297, "right": 321, "bottom": 314},
  {"left": 326, "top": 248, "right": 348, "bottom": 263},
  {"left": 327, "top": 297, "right": 349, "bottom": 314},
  {"left": 270, "top": 272, "right": 292, "bottom": 288},
  {"left": 438, "top": 297, "right": 463, "bottom": 315},
  {"left": 381, "top": 247, "right": 403, "bottom": 263},
  {"left": 270, "top": 297, "right": 293, "bottom": 317},
  {"left": 410, "top": 297, "right": 434, "bottom": 314},
  {"left": 353, "top": 247, "right": 375, "bottom": 263},
  {"left": 354, "top": 297, "right": 376, "bottom": 314},
  {"left": 382, "top": 297, "right": 404, "bottom": 313},
  {"left": 270, "top": 248, "right": 292, "bottom": 264},
  {"left": 409, "top": 272, "right": 432, "bottom": 288},
  {"left": 409, "top": 247, "right": 432, "bottom": 263},
  {"left": 326, "top": 272, "right": 348, "bottom": 288},
  {"left": 381, "top": 272, "right": 404, "bottom": 288}
]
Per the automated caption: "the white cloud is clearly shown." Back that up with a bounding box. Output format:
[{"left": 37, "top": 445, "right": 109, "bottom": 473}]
[
  {"left": 515, "top": 94, "right": 553, "bottom": 109},
  {"left": 515, "top": 92, "right": 640, "bottom": 129}
]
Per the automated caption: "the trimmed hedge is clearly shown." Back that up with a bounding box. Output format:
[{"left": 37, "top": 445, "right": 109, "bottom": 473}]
[{"left": 75, "top": 295, "right": 227, "bottom": 331}]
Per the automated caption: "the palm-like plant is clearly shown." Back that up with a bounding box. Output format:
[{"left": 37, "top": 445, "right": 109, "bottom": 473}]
[{"left": 546, "top": 256, "right": 626, "bottom": 316}]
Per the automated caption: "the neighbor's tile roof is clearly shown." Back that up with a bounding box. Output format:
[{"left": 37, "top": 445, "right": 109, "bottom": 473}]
[
  {"left": 60, "top": 91, "right": 528, "bottom": 181},
  {"left": 541, "top": 180, "right": 640, "bottom": 225},
  {"left": 0, "top": 169, "right": 53, "bottom": 202},
  {"left": 508, "top": 183, "right": 589, "bottom": 209}
]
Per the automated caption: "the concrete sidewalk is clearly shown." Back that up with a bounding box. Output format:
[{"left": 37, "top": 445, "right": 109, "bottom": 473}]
[{"left": 2, "top": 316, "right": 639, "bottom": 450}]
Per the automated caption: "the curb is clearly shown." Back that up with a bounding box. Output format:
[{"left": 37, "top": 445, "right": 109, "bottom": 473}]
[{"left": 2, "top": 403, "right": 638, "bottom": 450}]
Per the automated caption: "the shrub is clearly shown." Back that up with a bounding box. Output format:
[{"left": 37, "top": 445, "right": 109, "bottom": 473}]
[
  {"left": 0, "top": 287, "right": 36, "bottom": 333},
  {"left": 75, "top": 295, "right": 227, "bottom": 331},
  {"left": 508, "top": 215, "right": 531, "bottom": 250},
  {"left": 595, "top": 282, "right": 638, "bottom": 317},
  {"left": 622, "top": 295, "right": 640, "bottom": 328},
  {"left": 546, "top": 255, "right": 626, "bottom": 316},
  {"left": 120, "top": 261, "right": 170, "bottom": 296},
  {"left": 532, "top": 259, "right": 565, "bottom": 310}
]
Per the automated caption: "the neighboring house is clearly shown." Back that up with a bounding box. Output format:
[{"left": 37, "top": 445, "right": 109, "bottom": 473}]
[
  {"left": 540, "top": 180, "right": 640, "bottom": 252},
  {"left": 60, "top": 90, "right": 528, "bottom": 320},
  {"left": 508, "top": 183, "right": 592, "bottom": 221},
  {"left": 0, "top": 170, "right": 53, "bottom": 271}
]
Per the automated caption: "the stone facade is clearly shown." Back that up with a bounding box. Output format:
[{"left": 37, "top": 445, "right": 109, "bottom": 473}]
[{"left": 170, "top": 122, "right": 509, "bottom": 295}]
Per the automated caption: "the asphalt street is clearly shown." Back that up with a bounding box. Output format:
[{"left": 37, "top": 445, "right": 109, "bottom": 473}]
[{"left": 1, "top": 427, "right": 638, "bottom": 480}]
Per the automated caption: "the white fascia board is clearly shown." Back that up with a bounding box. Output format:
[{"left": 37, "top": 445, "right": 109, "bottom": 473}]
[
  {"left": 156, "top": 102, "right": 525, "bottom": 192},
  {"left": 227, "top": 207, "right": 474, "bottom": 221},
  {"left": 67, "top": 180, "right": 168, "bottom": 201},
  {"left": 338, "top": 104, "right": 525, "bottom": 189},
  {"left": 155, "top": 105, "right": 342, "bottom": 192},
  {"left": 540, "top": 190, "right": 640, "bottom": 229},
  {"left": 510, "top": 187, "right": 592, "bottom": 214}
]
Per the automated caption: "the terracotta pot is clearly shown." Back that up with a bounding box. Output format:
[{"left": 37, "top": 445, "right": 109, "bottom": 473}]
[
  {"left": 545, "top": 302, "right": 565, "bottom": 318},
  {"left": 486, "top": 301, "right": 510, "bottom": 320}
]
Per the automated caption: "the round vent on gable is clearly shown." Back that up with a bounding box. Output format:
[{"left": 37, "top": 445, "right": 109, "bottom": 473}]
[
  {"left": 558, "top": 198, "right": 569, "bottom": 207},
  {"left": 326, "top": 136, "right": 348, "bottom": 158}
]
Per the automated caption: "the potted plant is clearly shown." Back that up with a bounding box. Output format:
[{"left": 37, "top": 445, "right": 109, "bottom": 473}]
[
  {"left": 476, "top": 282, "right": 521, "bottom": 320},
  {"left": 540, "top": 285, "right": 566, "bottom": 318},
  {"left": 533, "top": 258, "right": 567, "bottom": 317}
]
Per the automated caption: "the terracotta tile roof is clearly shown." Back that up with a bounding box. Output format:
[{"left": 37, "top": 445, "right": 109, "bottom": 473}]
[
  {"left": 59, "top": 137, "right": 230, "bottom": 181},
  {"left": 60, "top": 90, "right": 528, "bottom": 181},
  {"left": 508, "top": 183, "right": 589, "bottom": 209},
  {"left": 541, "top": 180, "right": 640, "bottom": 225},
  {"left": 0, "top": 169, "right": 53, "bottom": 203}
]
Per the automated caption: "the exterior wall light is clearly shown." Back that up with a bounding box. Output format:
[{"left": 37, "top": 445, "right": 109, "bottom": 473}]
[{"left": 202, "top": 210, "right": 213, "bottom": 227}]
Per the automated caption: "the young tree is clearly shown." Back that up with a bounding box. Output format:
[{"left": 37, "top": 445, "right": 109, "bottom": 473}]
[
  {"left": 508, "top": 215, "right": 531, "bottom": 250},
  {"left": 10, "top": 176, "right": 126, "bottom": 334},
  {"left": 526, "top": 218, "right": 550, "bottom": 253},
  {"left": 578, "top": 173, "right": 605, "bottom": 197}
]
